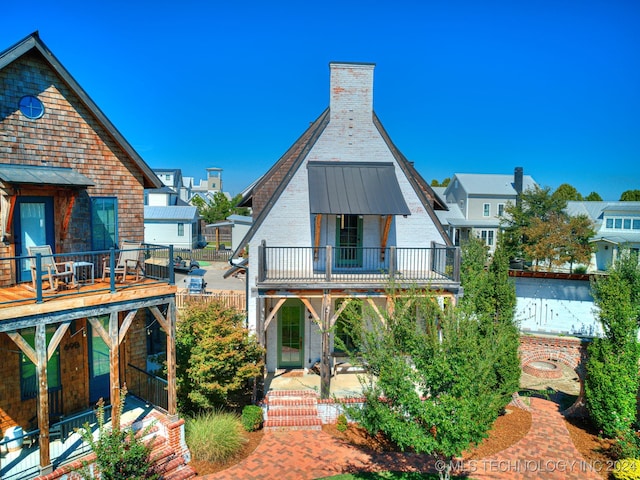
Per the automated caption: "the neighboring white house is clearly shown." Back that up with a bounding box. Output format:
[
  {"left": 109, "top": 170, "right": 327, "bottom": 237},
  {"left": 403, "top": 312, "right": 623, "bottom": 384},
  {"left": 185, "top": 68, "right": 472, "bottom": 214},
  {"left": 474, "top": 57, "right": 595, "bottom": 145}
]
[
  {"left": 566, "top": 201, "right": 640, "bottom": 272},
  {"left": 153, "top": 168, "right": 192, "bottom": 203},
  {"left": 144, "top": 183, "right": 202, "bottom": 249},
  {"left": 230, "top": 62, "right": 460, "bottom": 375},
  {"left": 434, "top": 168, "right": 538, "bottom": 252}
]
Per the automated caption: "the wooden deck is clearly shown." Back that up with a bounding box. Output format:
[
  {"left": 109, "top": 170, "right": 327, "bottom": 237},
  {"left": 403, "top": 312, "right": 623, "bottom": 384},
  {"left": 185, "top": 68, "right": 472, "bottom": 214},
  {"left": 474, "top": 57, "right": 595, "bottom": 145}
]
[{"left": 0, "top": 278, "right": 176, "bottom": 321}]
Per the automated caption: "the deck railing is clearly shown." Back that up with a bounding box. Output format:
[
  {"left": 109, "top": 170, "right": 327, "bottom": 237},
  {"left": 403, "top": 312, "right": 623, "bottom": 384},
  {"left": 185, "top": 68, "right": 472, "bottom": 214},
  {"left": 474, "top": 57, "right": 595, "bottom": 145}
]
[
  {"left": 257, "top": 242, "right": 460, "bottom": 284},
  {"left": 0, "top": 243, "right": 175, "bottom": 306},
  {"left": 126, "top": 363, "right": 168, "bottom": 411}
]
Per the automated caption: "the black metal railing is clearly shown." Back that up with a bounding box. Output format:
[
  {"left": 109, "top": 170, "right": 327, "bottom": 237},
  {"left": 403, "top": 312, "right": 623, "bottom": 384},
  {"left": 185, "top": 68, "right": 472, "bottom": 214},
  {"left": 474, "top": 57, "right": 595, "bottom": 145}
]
[
  {"left": 125, "top": 363, "right": 168, "bottom": 411},
  {"left": 0, "top": 243, "right": 175, "bottom": 306},
  {"left": 257, "top": 243, "right": 460, "bottom": 284}
]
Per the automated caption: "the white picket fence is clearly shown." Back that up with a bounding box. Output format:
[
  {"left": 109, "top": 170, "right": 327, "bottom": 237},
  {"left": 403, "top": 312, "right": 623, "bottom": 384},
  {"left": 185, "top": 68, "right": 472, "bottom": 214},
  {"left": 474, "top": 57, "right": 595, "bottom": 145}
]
[{"left": 175, "top": 289, "right": 246, "bottom": 311}]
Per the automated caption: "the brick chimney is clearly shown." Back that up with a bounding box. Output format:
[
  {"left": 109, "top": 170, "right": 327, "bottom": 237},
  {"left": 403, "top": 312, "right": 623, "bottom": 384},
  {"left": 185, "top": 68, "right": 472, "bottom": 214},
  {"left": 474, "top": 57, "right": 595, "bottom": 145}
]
[
  {"left": 514, "top": 166, "right": 524, "bottom": 205},
  {"left": 329, "top": 62, "right": 375, "bottom": 127}
]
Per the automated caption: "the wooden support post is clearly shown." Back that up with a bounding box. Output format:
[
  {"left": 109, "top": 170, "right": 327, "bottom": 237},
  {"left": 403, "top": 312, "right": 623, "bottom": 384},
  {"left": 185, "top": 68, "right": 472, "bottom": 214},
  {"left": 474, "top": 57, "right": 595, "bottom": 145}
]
[
  {"left": 314, "top": 214, "right": 322, "bottom": 260},
  {"left": 109, "top": 312, "right": 121, "bottom": 428},
  {"left": 166, "top": 301, "right": 177, "bottom": 415},
  {"left": 35, "top": 324, "right": 51, "bottom": 473},
  {"left": 320, "top": 291, "right": 331, "bottom": 399}
]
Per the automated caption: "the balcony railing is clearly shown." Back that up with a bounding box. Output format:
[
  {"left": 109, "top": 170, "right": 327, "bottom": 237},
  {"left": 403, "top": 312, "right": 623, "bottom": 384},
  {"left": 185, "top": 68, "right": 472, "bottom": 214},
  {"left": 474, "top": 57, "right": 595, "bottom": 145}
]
[
  {"left": 0, "top": 243, "right": 175, "bottom": 307},
  {"left": 126, "top": 363, "right": 169, "bottom": 412},
  {"left": 257, "top": 242, "right": 460, "bottom": 285}
]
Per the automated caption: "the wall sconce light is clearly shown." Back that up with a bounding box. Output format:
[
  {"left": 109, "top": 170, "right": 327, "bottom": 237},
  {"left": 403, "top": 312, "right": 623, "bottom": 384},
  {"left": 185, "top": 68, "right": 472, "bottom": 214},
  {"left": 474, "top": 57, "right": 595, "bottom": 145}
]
[
  {"left": 308, "top": 310, "right": 313, "bottom": 320},
  {"left": 604, "top": 245, "right": 609, "bottom": 250}
]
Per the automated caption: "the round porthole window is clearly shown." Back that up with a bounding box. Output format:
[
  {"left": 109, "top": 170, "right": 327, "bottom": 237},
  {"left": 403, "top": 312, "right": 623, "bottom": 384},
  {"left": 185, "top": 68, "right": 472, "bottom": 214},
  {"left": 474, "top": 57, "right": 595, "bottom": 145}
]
[{"left": 19, "top": 95, "right": 45, "bottom": 119}]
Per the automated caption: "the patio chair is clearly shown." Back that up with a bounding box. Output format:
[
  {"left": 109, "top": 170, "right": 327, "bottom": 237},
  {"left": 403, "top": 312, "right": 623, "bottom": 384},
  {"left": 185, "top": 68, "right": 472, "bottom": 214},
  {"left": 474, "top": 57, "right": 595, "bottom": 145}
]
[
  {"left": 102, "top": 240, "right": 143, "bottom": 283},
  {"left": 28, "top": 245, "right": 76, "bottom": 292}
]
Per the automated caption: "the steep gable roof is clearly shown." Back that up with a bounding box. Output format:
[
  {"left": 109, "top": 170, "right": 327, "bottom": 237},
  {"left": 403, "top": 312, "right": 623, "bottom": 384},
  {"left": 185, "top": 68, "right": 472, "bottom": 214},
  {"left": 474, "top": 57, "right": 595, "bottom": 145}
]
[
  {"left": 234, "top": 108, "right": 330, "bottom": 254},
  {"left": 373, "top": 114, "right": 452, "bottom": 245},
  {"left": 0, "top": 32, "right": 160, "bottom": 189}
]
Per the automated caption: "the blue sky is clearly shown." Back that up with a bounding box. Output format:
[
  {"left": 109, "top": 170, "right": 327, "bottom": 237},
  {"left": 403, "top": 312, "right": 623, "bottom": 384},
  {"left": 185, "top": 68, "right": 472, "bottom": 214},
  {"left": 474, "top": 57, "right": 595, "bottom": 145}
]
[{"left": 3, "top": 1, "right": 639, "bottom": 200}]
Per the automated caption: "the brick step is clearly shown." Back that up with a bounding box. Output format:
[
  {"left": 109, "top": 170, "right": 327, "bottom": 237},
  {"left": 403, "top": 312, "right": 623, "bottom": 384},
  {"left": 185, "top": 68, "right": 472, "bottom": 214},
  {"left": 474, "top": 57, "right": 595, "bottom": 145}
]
[
  {"left": 264, "top": 390, "right": 322, "bottom": 431},
  {"left": 266, "top": 389, "right": 319, "bottom": 397},
  {"left": 267, "top": 406, "right": 318, "bottom": 417},
  {"left": 267, "top": 396, "right": 318, "bottom": 407},
  {"left": 264, "top": 416, "right": 322, "bottom": 431}
]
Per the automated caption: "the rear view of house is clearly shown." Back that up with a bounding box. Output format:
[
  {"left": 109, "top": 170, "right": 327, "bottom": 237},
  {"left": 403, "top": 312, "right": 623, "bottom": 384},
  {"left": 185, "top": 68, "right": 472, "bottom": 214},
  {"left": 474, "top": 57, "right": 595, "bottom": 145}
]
[{"left": 233, "top": 62, "right": 461, "bottom": 393}]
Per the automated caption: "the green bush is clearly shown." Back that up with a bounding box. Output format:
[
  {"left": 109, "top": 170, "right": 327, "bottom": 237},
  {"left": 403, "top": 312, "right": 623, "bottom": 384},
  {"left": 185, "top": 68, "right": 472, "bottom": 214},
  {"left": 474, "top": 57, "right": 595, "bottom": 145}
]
[
  {"left": 185, "top": 410, "right": 247, "bottom": 464},
  {"left": 612, "top": 428, "right": 640, "bottom": 460},
  {"left": 336, "top": 414, "right": 348, "bottom": 432},
  {"left": 241, "top": 405, "right": 263, "bottom": 432},
  {"left": 613, "top": 459, "right": 640, "bottom": 480},
  {"left": 77, "top": 393, "right": 158, "bottom": 480}
]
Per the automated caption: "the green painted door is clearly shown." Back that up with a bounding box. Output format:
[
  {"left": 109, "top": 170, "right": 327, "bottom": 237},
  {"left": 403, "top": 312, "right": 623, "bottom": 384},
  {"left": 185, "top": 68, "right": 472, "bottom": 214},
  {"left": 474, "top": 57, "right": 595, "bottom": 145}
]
[
  {"left": 336, "top": 214, "right": 363, "bottom": 268},
  {"left": 278, "top": 301, "right": 304, "bottom": 368}
]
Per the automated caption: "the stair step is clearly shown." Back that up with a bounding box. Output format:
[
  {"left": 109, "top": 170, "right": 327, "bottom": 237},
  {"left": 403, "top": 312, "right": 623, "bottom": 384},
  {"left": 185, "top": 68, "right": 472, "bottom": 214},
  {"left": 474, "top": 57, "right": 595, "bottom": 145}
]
[
  {"left": 268, "top": 397, "right": 318, "bottom": 407},
  {"left": 264, "top": 417, "right": 322, "bottom": 431},
  {"left": 268, "top": 407, "right": 318, "bottom": 417},
  {"left": 266, "top": 389, "right": 319, "bottom": 397},
  {"left": 164, "top": 465, "right": 198, "bottom": 480}
]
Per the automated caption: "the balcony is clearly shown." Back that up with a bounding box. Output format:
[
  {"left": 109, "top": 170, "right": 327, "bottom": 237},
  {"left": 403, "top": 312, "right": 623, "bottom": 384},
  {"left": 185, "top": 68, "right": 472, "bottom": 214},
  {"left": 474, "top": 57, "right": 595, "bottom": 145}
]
[
  {"left": 257, "top": 243, "right": 460, "bottom": 290},
  {"left": 0, "top": 244, "right": 177, "bottom": 316}
]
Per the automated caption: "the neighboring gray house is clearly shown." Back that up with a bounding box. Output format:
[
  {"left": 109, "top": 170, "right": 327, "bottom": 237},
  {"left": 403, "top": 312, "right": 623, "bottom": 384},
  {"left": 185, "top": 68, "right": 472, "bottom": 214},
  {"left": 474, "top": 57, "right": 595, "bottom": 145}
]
[
  {"left": 435, "top": 168, "right": 537, "bottom": 252},
  {"left": 566, "top": 201, "right": 640, "bottom": 272},
  {"left": 230, "top": 62, "right": 460, "bottom": 375}
]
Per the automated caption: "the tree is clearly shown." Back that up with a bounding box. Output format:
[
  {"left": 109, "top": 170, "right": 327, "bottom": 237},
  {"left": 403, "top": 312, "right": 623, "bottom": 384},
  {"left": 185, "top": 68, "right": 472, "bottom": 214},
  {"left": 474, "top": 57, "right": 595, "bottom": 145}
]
[
  {"left": 520, "top": 212, "right": 594, "bottom": 272},
  {"left": 193, "top": 192, "right": 250, "bottom": 224},
  {"left": 176, "top": 301, "right": 264, "bottom": 414},
  {"left": 342, "top": 240, "right": 520, "bottom": 478},
  {"left": 585, "top": 249, "right": 640, "bottom": 437},
  {"left": 430, "top": 177, "right": 450, "bottom": 187},
  {"left": 458, "top": 237, "right": 520, "bottom": 405},
  {"left": 552, "top": 183, "right": 583, "bottom": 202},
  {"left": 620, "top": 190, "right": 640, "bottom": 201},
  {"left": 585, "top": 191, "right": 603, "bottom": 201},
  {"left": 345, "top": 293, "right": 507, "bottom": 478},
  {"left": 501, "top": 185, "right": 568, "bottom": 262}
]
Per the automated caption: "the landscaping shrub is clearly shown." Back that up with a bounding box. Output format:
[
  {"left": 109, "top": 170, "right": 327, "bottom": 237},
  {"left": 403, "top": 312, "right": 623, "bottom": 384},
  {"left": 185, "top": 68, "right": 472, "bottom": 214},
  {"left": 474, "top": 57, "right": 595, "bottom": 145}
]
[
  {"left": 241, "top": 405, "right": 263, "bottom": 432},
  {"left": 613, "top": 459, "right": 640, "bottom": 480},
  {"left": 185, "top": 410, "right": 247, "bottom": 464},
  {"left": 77, "top": 393, "right": 158, "bottom": 480},
  {"left": 336, "top": 413, "right": 348, "bottom": 432}
]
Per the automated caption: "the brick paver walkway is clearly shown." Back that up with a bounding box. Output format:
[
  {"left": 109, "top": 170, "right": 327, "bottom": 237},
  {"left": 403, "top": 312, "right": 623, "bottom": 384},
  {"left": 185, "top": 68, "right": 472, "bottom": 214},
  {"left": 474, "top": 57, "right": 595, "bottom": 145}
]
[{"left": 198, "top": 397, "right": 605, "bottom": 480}]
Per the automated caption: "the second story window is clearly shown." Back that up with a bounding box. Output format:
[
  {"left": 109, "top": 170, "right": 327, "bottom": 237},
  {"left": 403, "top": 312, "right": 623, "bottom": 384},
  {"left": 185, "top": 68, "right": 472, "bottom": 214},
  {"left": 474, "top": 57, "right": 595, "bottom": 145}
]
[
  {"left": 92, "top": 197, "right": 118, "bottom": 250},
  {"left": 498, "top": 203, "right": 505, "bottom": 217},
  {"left": 483, "top": 203, "right": 490, "bottom": 217},
  {"left": 178, "top": 223, "right": 185, "bottom": 236}
]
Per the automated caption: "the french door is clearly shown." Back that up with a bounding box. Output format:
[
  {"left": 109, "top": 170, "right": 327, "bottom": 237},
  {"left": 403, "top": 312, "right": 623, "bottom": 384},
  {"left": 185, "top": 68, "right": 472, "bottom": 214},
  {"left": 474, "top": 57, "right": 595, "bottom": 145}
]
[
  {"left": 278, "top": 300, "right": 304, "bottom": 368},
  {"left": 13, "top": 196, "right": 55, "bottom": 283},
  {"left": 335, "top": 214, "right": 363, "bottom": 268}
]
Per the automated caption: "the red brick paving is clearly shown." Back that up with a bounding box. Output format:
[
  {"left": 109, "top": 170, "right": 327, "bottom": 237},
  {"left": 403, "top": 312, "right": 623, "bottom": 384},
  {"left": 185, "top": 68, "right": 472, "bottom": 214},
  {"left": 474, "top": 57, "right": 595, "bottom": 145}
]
[{"left": 197, "top": 398, "right": 606, "bottom": 480}]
